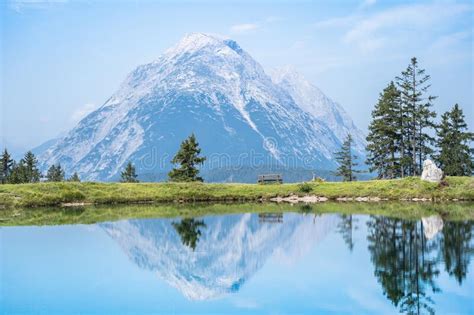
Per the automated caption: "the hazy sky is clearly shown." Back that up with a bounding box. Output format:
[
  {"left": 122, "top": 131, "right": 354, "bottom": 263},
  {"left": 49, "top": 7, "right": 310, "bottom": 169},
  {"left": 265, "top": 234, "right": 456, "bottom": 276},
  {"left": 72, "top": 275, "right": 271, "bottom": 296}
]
[{"left": 1, "top": 0, "right": 473, "bottom": 153}]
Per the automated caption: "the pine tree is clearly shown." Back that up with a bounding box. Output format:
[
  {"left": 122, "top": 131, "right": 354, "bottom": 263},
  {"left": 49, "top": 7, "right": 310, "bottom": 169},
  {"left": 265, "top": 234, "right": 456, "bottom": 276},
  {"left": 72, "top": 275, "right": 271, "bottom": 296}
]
[
  {"left": 366, "top": 82, "right": 402, "bottom": 178},
  {"left": 168, "top": 133, "right": 206, "bottom": 182},
  {"left": 24, "top": 151, "right": 41, "bottom": 182},
  {"left": 435, "top": 104, "right": 473, "bottom": 176},
  {"left": 120, "top": 162, "right": 139, "bottom": 183},
  {"left": 396, "top": 57, "right": 437, "bottom": 176},
  {"left": 68, "top": 172, "right": 81, "bottom": 182},
  {"left": 0, "top": 149, "right": 14, "bottom": 184},
  {"left": 333, "top": 135, "right": 360, "bottom": 181},
  {"left": 10, "top": 151, "right": 41, "bottom": 183},
  {"left": 46, "top": 164, "right": 65, "bottom": 182}
]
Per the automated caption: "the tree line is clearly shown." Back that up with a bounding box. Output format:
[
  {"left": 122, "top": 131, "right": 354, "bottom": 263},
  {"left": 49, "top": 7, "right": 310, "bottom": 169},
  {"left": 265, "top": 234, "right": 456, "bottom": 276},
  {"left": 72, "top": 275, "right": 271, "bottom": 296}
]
[
  {"left": 0, "top": 133, "right": 206, "bottom": 184},
  {"left": 0, "top": 149, "right": 80, "bottom": 184},
  {"left": 334, "top": 57, "right": 473, "bottom": 181}
]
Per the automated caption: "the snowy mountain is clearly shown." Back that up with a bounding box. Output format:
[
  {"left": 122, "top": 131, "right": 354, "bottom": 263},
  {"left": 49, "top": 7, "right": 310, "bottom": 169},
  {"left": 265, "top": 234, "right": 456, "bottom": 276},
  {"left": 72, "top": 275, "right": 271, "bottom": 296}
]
[
  {"left": 101, "top": 213, "right": 337, "bottom": 300},
  {"left": 37, "top": 33, "right": 365, "bottom": 181}
]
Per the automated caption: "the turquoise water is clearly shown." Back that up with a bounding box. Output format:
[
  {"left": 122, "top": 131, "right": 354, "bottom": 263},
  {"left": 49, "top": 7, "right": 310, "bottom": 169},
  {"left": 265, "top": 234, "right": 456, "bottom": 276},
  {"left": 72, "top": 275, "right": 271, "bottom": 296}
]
[{"left": 2, "top": 212, "right": 473, "bottom": 314}]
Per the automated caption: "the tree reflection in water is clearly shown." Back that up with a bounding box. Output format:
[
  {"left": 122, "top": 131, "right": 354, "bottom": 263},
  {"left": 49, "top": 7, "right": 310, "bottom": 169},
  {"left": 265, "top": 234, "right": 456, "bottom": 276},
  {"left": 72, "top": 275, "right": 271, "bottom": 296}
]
[
  {"left": 440, "top": 221, "right": 474, "bottom": 284},
  {"left": 172, "top": 218, "right": 207, "bottom": 251},
  {"left": 337, "top": 214, "right": 358, "bottom": 252},
  {"left": 366, "top": 216, "right": 474, "bottom": 315},
  {"left": 367, "top": 217, "right": 440, "bottom": 315}
]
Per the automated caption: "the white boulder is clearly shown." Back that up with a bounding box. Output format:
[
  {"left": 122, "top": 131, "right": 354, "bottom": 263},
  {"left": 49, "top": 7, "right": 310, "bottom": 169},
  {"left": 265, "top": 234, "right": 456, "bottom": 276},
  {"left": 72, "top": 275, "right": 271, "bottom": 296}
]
[{"left": 421, "top": 159, "right": 443, "bottom": 183}]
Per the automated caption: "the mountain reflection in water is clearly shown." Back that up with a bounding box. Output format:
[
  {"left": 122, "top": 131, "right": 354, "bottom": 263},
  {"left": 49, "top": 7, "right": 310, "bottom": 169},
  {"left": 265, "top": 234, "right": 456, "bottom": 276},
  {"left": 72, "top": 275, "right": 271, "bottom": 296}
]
[
  {"left": 100, "top": 212, "right": 473, "bottom": 314},
  {"left": 101, "top": 213, "right": 337, "bottom": 300}
]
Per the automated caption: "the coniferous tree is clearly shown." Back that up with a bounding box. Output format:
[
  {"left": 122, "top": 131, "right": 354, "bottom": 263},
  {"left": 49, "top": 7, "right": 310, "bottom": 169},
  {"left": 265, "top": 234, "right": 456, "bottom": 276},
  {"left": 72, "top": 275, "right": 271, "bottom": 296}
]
[
  {"left": 333, "top": 135, "right": 360, "bottom": 181},
  {"left": 435, "top": 104, "right": 473, "bottom": 176},
  {"left": 9, "top": 151, "right": 41, "bottom": 183},
  {"left": 366, "top": 82, "right": 402, "bottom": 178},
  {"left": 120, "top": 162, "right": 139, "bottom": 183},
  {"left": 396, "top": 57, "right": 437, "bottom": 176},
  {"left": 168, "top": 133, "right": 206, "bottom": 182},
  {"left": 24, "top": 151, "right": 41, "bottom": 182},
  {"left": 68, "top": 172, "right": 81, "bottom": 182},
  {"left": 0, "top": 149, "right": 14, "bottom": 184},
  {"left": 46, "top": 164, "right": 65, "bottom": 182},
  {"left": 8, "top": 161, "right": 26, "bottom": 184}
]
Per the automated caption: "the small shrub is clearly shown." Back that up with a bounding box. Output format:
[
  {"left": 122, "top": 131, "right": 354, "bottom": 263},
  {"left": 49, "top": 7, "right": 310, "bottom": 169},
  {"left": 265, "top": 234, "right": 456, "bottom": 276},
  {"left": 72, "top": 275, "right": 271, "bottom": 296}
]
[
  {"left": 438, "top": 180, "right": 449, "bottom": 188},
  {"left": 298, "top": 182, "right": 313, "bottom": 193}
]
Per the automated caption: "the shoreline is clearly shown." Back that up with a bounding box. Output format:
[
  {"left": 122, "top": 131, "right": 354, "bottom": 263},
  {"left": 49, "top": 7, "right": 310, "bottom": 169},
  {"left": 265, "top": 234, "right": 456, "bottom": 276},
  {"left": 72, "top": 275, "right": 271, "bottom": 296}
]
[
  {"left": 0, "top": 176, "right": 473, "bottom": 209},
  {"left": 1, "top": 200, "right": 473, "bottom": 227}
]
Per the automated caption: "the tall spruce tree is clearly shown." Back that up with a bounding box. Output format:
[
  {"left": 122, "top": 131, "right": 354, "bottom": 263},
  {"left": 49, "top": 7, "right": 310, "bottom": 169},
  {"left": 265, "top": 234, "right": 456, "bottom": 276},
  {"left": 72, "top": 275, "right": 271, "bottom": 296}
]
[
  {"left": 168, "top": 133, "right": 206, "bottom": 182},
  {"left": 435, "top": 104, "right": 473, "bottom": 176},
  {"left": 120, "top": 162, "right": 139, "bottom": 183},
  {"left": 46, "top": 164, "right": 65, "bottom": 182},
  {"left": 366, "top": 82, "right": 402, "bottom": 178},
  {"left": 333, "top": 134, "right": 359, "bottom": 182},
  {"left": 396, "top": 57, "right": 437, "bottom": 176},
  {"left": 0, "top": 149, "right": 14, "bottom": 184},
  {"left": 24, "top": 151, "right": 41, "bottom": 182}
]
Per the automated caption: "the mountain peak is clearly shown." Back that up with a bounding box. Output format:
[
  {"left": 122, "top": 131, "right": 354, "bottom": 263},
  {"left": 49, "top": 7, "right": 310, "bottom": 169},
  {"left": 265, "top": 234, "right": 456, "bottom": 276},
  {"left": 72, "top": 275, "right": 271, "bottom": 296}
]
[{"left": 164, "top": 32, "right": 241, "bottom": 58}]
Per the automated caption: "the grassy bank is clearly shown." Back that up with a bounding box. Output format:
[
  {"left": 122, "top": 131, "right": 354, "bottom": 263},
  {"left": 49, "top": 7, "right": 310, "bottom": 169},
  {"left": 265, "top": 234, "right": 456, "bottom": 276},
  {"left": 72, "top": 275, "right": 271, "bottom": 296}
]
[
  {"left": 1, "top": 202, "right": 473, "bottom": 226},
  {"left": 0, "top": 176, "right": 473, "bottom": 209}
]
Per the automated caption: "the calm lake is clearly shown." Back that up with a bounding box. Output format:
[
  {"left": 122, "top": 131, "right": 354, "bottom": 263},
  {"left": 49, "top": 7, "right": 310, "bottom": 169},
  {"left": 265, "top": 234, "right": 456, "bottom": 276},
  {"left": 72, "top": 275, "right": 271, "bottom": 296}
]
[{"left": 2, "top": 205, "right": 474, "bottom": 314}]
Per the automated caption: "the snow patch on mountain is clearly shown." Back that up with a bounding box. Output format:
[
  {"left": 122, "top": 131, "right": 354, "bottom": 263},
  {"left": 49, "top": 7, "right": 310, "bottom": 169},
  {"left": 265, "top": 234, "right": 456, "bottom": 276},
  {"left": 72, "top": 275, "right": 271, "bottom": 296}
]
[{"left": 270, "top": 65, "right": 366, "bottom": 151}]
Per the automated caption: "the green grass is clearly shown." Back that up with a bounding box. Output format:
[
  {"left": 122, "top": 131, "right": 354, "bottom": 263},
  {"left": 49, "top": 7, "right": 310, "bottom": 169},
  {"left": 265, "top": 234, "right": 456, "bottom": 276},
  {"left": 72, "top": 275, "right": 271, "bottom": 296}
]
[
  {"left": 1, "top": 201, "right": 473, "bottom": 227},
  {"left": 0, "top": 176, "right": 473, "bottom": 209}
]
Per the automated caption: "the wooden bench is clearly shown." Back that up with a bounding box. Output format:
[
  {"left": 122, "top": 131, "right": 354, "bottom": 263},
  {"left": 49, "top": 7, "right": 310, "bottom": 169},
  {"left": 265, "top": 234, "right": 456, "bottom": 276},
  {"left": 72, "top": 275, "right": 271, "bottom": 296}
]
[{"left": 257, "top": 174, "right": 283, "bottom": 184}]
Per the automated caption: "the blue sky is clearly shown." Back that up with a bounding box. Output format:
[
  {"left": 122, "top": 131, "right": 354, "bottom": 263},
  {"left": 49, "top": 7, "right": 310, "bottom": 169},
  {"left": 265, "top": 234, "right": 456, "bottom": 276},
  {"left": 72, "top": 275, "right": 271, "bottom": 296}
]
[{"left": 1, "top": 0, "right": 473, "bottom": 153}]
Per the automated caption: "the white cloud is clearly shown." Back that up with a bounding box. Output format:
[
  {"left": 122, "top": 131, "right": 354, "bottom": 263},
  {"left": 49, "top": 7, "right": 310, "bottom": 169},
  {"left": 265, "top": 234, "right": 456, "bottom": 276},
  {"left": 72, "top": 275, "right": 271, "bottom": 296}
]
[
  {"left": 230, "top": 16, "right": 283, "bottom": 35},
  {"left": 71, "top": 103, "right": 97, "bottom": 123},
  {"left": 431, "top": 30, "right": 472, "bottom": 50},
  {"left": 314, "top": 3, "right": 470, "bottom": 53},
  {"left": 341, "top": 3, "right": 471, "bottom": 52},
  {"left": 230, "top": 23, "right": 260, "bottom": 34}
]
